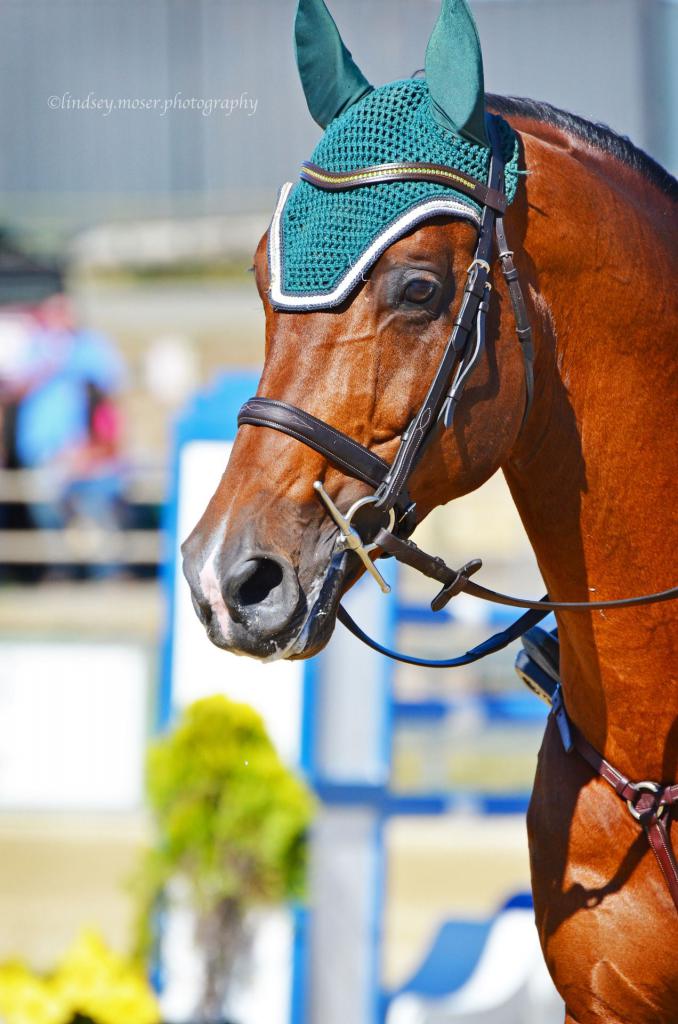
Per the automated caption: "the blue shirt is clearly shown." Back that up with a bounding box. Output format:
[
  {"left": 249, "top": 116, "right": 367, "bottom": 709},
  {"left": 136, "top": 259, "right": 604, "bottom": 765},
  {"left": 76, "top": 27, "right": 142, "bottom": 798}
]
[{"left": 15, "top": 328, "right": 125, "bottom": 467}]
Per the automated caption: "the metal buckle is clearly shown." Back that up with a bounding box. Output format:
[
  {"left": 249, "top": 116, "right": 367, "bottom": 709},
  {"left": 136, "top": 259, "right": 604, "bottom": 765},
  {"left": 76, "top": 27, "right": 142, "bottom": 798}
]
[
  {"left": 467, "top": 258, "right": 491, "bottom": 275},
  {"left": 626, "top": 781, "right": 667, "bottom": 822},
  {"left": 313, "top": 482, "right": 395, "bottom": 594}
]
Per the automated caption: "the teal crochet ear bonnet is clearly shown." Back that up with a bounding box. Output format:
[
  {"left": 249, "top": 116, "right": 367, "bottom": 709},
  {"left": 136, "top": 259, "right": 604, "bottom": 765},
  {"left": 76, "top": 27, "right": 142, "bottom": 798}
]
[{"left": 269, "top": 0, "right": 521, "bottom": 311}]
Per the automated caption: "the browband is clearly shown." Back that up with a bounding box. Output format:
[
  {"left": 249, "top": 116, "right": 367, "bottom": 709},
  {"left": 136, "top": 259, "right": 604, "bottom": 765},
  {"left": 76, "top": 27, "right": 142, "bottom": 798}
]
[{"left": 300, "top": 159, "right": 508, "bottom": 213}]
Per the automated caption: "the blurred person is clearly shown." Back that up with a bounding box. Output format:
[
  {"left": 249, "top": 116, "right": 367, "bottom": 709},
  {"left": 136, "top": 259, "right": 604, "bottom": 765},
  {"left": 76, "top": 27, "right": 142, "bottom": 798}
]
[
  {"left": 0, "top": 311, "right": 37, "bottom": 470},
  {"left": 13, "top": 294, "right": 128, "bottom": 578},
  {"left": 0, "top": 310, "right": 51, "bottom": 576},
  {"left": 61, "top": 380, "right": 127, "bottom": 572}
]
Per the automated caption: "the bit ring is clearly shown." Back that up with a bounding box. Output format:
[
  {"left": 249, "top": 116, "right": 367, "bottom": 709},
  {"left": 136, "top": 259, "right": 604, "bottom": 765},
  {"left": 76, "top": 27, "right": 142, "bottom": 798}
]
[
  {"left": 313, "top": 482, "right": 395, "bottom": 594},
  {"left": 626, "top": 781, "right": 666, "bottom": 822},
  {"left": 342, "top": 494, "right": 396, "bottom": 551}
]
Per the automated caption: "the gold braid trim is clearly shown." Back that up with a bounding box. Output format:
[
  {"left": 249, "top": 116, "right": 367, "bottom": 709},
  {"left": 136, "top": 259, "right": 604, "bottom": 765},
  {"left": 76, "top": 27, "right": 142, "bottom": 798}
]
[{"left": 301, "top": 164, "right": 478, "bottom": 190}]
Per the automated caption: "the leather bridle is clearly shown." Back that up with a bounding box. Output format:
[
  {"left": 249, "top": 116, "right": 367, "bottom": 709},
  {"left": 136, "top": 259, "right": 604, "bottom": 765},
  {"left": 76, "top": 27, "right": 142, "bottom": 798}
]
[
  {"left": 242, "top": 122, "right": 534, "bottom": 534},
  {"left": 236, "top": 120, "right": 678, "bottom": 912},
  {"left": 237, "top": 119, "right": 678, "bottom": 666}
]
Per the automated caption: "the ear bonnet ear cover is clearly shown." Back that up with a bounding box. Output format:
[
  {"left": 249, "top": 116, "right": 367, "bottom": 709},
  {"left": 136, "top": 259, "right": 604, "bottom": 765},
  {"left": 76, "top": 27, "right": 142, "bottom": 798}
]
[
  {"left": 272, "top": 2, "right": 520, "bottom": 309},
  {"left": 426, "top": 0, "right": 489, "bottom": 147},
  {"left": 295, "top": 0, "right": 373, "bottom": 128}
]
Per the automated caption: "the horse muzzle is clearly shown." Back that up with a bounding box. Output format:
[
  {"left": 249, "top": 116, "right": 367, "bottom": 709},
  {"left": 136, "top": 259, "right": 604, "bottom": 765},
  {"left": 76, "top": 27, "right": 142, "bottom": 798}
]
[{"left": 182, "top": 526, "right": 349, "bottom": 661}]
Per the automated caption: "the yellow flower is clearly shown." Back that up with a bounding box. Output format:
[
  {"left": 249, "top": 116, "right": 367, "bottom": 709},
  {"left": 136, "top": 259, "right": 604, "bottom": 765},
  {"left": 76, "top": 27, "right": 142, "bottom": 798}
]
[
  {"left": 53, "top": 930, "right": 160, "bottom": 1024},
  {"left": 0, "top": 962, "right": 69, "bottom": 1024},
  {"left": 0, "top": 931, "right": 160, "bottom": 1024}
]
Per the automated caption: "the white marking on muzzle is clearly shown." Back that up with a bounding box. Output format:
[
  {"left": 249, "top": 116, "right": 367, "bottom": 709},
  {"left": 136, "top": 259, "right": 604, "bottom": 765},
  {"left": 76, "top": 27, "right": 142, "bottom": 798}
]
[{"left": 198, "top": 544, "right": 235, "bottom": 643}]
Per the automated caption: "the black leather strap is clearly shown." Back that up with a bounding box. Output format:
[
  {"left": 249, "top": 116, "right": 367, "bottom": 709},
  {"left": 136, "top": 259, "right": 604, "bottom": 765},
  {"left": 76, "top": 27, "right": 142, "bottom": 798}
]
[
  {"left": 375, "top": 529, "right": 678, "bottom": 612},
  {"left": 495, "top": 213, "right": 534, "bottom": 427},
  {"left": 372, "top": 133, "right": 505, "bottom": 513},
  {"left": 337, "top": 602, "right": 549, "bottom": 669},
  {"left": 440, "top": 285, "right": 490, "bottom": 428},
  {"left": 463, "top": 579, "right": 678, "bottom": 611},
  {"left": 238, "top": 397, "right": 389, "bottom": 489}
]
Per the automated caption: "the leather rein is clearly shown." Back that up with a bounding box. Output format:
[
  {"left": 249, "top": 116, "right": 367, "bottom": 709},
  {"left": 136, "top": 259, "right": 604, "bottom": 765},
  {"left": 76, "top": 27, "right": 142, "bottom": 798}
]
[{"left": 237, "top": 122, "right": 678, "bottom": 912}]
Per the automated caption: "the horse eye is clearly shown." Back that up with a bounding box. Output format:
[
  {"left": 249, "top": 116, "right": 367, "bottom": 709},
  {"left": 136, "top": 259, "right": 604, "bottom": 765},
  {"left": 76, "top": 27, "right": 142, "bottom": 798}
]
[{"left": 403, "top": 278, "right": 437, "bottom": 304}]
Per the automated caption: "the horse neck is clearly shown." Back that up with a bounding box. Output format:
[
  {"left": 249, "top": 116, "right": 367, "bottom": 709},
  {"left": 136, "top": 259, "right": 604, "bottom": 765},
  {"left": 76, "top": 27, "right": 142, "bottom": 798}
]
[{"left": 502, "top": 124, "right": 677, "bottom": 778}]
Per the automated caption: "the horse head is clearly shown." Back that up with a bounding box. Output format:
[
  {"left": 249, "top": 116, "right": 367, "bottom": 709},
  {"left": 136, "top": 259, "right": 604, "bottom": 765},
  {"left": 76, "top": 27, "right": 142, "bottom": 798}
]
[{"left": 181, "top": 0, "right": 534, "bottom": 659}]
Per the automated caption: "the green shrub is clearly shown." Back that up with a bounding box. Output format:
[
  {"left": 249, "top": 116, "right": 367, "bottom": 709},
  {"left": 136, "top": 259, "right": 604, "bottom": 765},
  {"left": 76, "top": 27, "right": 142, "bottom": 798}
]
[{"left": 136, "top": 695, "right": 314, "bottom": 1022}]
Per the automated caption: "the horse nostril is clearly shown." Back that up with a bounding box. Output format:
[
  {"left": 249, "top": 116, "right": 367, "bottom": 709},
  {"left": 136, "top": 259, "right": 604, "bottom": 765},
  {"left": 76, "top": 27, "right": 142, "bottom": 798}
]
[
  {"left": 221, "top": 550, "right": 300, "bottom": 636},
  {"left": 237, "top": 558, "right": 284, "bottom": 606}
]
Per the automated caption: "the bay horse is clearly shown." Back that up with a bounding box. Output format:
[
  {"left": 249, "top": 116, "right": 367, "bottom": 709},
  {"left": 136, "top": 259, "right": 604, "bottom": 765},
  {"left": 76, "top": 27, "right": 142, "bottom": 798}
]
[{"left": 181, "top": 1, "right": 678, "bottom": 1019}]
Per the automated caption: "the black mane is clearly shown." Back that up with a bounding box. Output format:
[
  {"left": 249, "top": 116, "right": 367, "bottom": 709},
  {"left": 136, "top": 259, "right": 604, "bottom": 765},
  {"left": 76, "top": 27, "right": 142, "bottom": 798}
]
[{"left": 489, "top": 94, "right": 678, "bottom": 202}]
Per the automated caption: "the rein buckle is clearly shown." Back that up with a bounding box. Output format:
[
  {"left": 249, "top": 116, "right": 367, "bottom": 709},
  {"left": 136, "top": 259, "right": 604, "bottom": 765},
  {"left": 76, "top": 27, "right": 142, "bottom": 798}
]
[{"left": 431, "top": 558, "right": 482, "bottom": 611}]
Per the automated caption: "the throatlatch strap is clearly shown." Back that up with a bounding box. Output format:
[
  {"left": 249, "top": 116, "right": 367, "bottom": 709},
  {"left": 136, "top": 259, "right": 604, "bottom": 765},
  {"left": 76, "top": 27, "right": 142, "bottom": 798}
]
[{"left": 495, "top": 213, "right": 534, "bottom": 426}]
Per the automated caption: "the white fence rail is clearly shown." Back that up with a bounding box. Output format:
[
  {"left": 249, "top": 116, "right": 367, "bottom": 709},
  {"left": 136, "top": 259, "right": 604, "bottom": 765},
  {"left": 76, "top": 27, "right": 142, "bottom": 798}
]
[{"left": 0, "top": 467, "right": 165, "bottom": 566}]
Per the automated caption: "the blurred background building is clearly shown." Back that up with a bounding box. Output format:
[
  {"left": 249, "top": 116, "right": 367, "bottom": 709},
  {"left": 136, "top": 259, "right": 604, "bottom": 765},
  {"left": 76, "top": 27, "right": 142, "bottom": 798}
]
[
  {"left": 2, "top": 0, "right": 677, "bottom": 238},
  {"left": 0, "top": 2, "right": 675, "bottom": 1023}
]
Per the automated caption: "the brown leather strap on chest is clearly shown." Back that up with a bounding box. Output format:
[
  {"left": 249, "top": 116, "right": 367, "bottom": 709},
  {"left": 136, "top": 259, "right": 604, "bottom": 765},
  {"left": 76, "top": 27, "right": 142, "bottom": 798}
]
[{"left": 551, "top": 688, "right": 678, "bottom": 913}]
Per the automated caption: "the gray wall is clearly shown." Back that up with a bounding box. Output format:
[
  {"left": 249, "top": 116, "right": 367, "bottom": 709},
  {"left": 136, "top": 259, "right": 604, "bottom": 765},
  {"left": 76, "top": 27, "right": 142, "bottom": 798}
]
[{"left": 1, "top": 0, "right": 676, "bottom": 241}]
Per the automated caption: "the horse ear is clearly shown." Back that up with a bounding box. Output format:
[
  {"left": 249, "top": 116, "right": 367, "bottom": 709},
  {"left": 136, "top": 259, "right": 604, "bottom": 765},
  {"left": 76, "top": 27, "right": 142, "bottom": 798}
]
[
  {"left": 425, "top": 0, "right": 489, "bottom": 147},
  {"left": 295, "top": 0, "right": 373, "bottom": 129}
]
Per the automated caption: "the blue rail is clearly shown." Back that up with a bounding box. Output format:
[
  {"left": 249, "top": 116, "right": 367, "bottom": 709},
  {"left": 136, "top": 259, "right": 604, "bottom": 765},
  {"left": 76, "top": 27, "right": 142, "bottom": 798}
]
[
  {"left": 392, "top": 693, "right": 548, "bottom": 725},
  {"left": 312, "top": 780, "right": 531, "bottom": 817}
]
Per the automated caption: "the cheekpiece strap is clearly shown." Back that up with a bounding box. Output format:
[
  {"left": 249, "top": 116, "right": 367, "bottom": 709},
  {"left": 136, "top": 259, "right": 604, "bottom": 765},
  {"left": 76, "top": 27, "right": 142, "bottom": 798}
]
[
  {"left": 372, "top": 128, "right": 506, "bottom": 512},
  {"left": 300, "top": 160, "right": 508, "bottom": 213}
]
